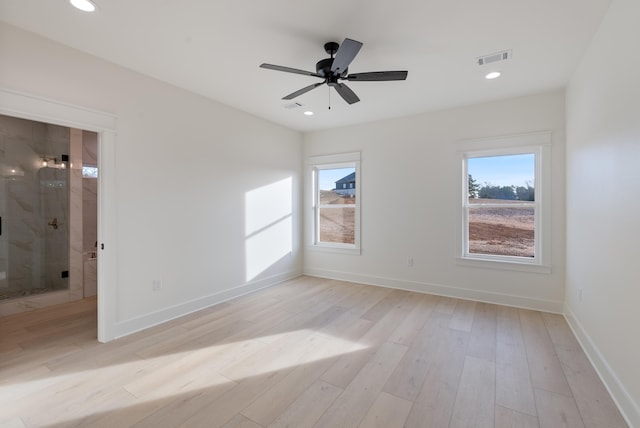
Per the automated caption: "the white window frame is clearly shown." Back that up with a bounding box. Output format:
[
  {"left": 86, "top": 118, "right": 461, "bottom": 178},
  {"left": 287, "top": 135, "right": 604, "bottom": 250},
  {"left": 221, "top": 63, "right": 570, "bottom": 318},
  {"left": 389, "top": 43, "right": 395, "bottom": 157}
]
[
  {"left": 457, "top": 132, "right": 551, "bottom": 273},
  {"left": 307, "top": 152, "right": 361, "bottom": 254}
]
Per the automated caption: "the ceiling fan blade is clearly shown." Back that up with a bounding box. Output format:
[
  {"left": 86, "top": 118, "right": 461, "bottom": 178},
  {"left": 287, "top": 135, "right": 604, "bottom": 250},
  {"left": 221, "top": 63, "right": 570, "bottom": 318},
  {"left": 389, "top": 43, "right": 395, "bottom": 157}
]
[
  {"left": 282, "top": 82, "right": 325, "bottom": 100},
  {"left": 346, "top": 71, "right": 408, "bottom": 81},
  {"left": 260, "top": 63, "right": 321, "bottom": 78},
  {"left": 334, "top": 83, "right": 360, "bottom": 104},
  {"left": 331, "top": 38, "right": 363, "bottom": 76}
]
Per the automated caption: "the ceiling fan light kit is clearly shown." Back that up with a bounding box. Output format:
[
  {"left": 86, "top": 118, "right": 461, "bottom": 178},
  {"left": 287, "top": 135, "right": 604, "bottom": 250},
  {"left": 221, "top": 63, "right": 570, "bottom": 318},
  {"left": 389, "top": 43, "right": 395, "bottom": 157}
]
[{"left": 260, "top": 38, "right": 408, "bottom": 106}]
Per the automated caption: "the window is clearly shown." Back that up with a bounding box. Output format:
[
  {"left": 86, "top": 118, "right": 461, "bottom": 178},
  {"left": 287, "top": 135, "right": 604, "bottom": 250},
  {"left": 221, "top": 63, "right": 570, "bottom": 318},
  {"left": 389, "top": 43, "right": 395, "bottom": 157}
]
[
  {"left": 466, "top": 153, "right": 536, "bottom": 258},
  {"left": 82, "top": 165, "right": 98, "bottom": 178},
  {"left": 458, "top": 133, "right": 551, "bottom": 270},
  {"left": 308, "top": 152, "right": 360, "bottom": 252}
]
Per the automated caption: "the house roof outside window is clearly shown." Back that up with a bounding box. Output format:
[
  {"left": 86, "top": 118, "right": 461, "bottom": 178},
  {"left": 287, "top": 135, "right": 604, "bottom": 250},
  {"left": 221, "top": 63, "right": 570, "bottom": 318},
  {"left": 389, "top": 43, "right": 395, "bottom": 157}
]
[{"left": 335, "top": 172, "right": 356, "bottom": 187}]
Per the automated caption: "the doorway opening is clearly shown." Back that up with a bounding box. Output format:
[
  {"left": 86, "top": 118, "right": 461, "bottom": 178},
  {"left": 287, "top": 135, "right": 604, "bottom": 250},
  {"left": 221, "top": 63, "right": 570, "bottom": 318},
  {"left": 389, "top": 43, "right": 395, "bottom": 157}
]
[{"left": 0, "top": 88, "right": 117, "bottom": 342}]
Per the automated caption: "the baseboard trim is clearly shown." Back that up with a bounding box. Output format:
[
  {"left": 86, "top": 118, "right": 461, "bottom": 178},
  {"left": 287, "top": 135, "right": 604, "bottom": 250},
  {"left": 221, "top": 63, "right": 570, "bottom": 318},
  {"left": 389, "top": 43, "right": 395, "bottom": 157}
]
[
  {"left": 564, "top": 305, "right": 639, "bottom": 428},
  {"left": 303, "top": 268, "right": 563, "bottom": 313},
  {"left": 113, "top": 270, "right": 302, "bottom": 340}
]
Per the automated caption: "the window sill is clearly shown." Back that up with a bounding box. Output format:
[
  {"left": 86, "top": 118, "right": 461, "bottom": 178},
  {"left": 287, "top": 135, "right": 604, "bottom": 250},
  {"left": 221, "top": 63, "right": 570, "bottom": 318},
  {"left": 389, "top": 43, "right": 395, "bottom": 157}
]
[
  {"left": 306, "top": 245, "right": 361, "bottom": 256},
  {"left": 456, "top": 257, "right": 551, "bottom": 274}
]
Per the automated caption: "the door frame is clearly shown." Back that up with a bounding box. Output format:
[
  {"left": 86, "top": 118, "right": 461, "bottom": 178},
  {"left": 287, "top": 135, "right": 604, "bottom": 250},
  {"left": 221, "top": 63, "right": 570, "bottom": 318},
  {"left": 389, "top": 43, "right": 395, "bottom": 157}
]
[{"left": 0, "top": 88, "right": 118, "bottom": 342}]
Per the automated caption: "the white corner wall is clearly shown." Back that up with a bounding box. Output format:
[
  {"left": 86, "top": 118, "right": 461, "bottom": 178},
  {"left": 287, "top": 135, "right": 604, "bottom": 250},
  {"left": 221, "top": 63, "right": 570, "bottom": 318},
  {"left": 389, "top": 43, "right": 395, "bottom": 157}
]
[
  {"left": 0, "top": 23, "right": 303, "bottom": 340},
  {"left": 303, "top": 91, "right": 566, "bottom": 312},
  {"left": 566, "top": 0, "right": 640, "bottom": 425}
]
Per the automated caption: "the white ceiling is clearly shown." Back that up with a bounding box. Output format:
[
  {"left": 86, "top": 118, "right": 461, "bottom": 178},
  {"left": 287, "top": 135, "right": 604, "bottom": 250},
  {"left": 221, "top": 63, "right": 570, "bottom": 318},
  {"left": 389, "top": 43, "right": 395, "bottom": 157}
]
[{"left": 0, "top": 0, "right": 611, "bottom": 132}]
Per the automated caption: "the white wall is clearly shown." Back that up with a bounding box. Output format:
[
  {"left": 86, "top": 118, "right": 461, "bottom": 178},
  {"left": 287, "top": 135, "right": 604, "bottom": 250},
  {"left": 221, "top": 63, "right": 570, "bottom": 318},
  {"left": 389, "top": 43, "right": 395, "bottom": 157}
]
[
  {"left": 2, "top": 11, "right": 637, "bottom": 423},
  {"left": 0, "top": 23, "right": 303, "bottom": 338},
  {"left": 304, "top": 91, "right": 566, "bottom": 312},
  {"left": 566, "top": 0, "right": 640, "bottom": 424}
]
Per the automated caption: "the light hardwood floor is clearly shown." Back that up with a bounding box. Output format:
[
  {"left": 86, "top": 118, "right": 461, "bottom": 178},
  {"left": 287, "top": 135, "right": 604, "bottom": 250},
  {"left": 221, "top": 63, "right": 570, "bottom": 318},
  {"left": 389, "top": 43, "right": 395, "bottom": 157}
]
[{"left": 0, "top": 276, "right": 628, "bottom": 428}]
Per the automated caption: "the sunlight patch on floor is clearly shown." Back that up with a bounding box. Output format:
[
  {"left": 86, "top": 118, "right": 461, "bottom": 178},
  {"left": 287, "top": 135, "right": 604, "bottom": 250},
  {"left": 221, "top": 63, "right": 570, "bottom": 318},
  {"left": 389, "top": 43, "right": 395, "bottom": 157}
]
[{"left": 1, "top": 329, "right": 369, "bottom": 425}]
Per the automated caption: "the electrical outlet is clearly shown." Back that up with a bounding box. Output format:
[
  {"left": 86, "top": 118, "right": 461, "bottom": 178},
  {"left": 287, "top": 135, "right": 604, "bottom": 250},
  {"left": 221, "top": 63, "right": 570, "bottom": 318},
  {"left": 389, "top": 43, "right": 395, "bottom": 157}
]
[
  {"left": 407, "top": 257, "right": 414, "bottom": 267},
  {"left": 152, "top": 279, "right": 162, "bottom": 291}
]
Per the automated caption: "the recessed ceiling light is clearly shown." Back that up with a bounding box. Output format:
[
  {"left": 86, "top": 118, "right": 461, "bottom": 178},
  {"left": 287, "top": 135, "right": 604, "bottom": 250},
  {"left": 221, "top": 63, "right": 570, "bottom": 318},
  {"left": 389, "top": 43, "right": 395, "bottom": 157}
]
[
  {"left": 485, "top": 71, "right": 501, "bottom": 80},
  {"left": 70, "top": 0, "right": 96, "bottom": 12},
  {"left": 303, "top": 111, "right": 314, "bottom": 116}
]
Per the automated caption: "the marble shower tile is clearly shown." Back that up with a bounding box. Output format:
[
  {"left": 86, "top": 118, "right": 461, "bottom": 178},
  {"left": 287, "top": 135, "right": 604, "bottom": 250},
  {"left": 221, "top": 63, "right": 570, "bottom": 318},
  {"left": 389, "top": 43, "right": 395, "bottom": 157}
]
[{"left": 68, "top": 128, "right": 83, "bottom": 301}]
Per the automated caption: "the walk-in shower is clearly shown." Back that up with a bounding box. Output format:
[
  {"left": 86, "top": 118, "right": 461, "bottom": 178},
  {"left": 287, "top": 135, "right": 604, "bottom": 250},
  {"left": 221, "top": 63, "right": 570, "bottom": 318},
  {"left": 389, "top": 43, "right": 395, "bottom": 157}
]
[{"left": 0, "top": 114, "right": 70, "bottom": 300}]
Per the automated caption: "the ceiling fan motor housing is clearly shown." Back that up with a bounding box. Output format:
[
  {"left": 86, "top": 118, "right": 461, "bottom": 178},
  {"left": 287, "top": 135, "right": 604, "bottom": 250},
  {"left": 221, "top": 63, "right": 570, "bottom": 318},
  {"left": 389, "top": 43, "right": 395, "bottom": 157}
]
[{"left": 316, "top": 57, "right": 346, "bottom": 81}]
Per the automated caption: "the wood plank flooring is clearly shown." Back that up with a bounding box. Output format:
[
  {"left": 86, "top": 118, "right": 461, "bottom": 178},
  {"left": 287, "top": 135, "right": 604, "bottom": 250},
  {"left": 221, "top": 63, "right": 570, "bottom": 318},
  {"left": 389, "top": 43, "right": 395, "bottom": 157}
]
[{"left": 0, "top": 276, "right": 628, "bottom": 428}]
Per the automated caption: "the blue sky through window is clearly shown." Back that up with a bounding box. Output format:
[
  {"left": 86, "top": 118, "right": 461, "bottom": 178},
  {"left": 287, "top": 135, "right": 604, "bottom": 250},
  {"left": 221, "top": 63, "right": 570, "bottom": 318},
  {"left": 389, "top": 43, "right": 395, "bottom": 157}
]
[{"left": 468, "top": 154, "right": 534, "bottom": 187}]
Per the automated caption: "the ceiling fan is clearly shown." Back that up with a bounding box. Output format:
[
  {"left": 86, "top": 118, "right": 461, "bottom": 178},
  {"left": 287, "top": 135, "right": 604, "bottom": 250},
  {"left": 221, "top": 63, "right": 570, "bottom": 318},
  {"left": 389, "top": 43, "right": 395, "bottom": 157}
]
[{"left": 260, "top": 38, "right": 408, "bottom": 105}]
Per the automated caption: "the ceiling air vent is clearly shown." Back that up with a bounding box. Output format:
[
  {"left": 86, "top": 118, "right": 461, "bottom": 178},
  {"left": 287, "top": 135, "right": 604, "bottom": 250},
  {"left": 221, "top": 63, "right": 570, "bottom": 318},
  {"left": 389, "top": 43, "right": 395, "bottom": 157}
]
[
  {"left": 283, "top": 102, "right": 304, "bottom": 109},
  {"left": 477, "top": 50, "right": 512, "bottom": 66}
]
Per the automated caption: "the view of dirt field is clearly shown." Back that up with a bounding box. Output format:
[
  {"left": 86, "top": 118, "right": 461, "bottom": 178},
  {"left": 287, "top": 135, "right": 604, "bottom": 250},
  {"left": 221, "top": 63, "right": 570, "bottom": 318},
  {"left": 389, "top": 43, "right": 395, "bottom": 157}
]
[
  {"left": 317, "top": 192, "right": 534, "bottom": 255},
  {"left": 319, "top": 190, "right": 356, "bottom": 244},
  {"left": 468, "top": 199, "right": 534, "bottom": 257}
]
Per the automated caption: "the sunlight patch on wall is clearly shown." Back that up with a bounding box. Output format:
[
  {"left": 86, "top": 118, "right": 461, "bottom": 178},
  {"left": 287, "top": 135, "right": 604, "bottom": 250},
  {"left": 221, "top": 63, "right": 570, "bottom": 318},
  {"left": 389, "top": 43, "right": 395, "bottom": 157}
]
[{"left": 245, "top": 177, "right": 293, "bottom": 281}]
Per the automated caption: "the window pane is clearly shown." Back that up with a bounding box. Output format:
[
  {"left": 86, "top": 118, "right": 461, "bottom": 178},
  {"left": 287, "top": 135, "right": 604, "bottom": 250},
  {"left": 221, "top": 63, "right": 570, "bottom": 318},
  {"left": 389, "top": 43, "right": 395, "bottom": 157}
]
[
  {"left": 82, "top": 166, "right": 98, "bottom": 178},
  {"left": 468, "top": 154, "right": 534, "bottom": 201},
  {"left": 317, "top": 166, "right": 356, "bottom": 245},
  {"left": 319, "top": 207, "right": 355, "bottom": 244},
  {"left": 318, "top": 167, "right": 356, "bottom": 203},
  {"left": 468, "top": 206, "right": 534, "bottom": 257}
]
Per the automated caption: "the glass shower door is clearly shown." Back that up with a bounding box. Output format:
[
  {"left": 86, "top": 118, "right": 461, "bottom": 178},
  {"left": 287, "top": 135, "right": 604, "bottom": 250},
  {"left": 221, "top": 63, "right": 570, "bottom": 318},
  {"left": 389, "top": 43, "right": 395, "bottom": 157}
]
[
  {"left": 39, "top": 166, "right": 71, "bottom": 293},
  {"left": 0, "top": 115, "right": 70, "bottom": 301}
]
